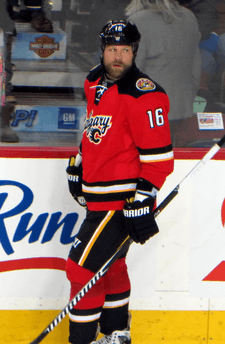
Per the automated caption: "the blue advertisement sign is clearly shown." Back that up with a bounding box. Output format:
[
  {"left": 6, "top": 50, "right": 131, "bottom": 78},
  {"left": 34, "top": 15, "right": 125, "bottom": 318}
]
[
  {"left": 10, "top": 105, "right": 86, "bottom": 132},
  {"left": 58, "top": 107, "right": 78, "bottom": 130}
]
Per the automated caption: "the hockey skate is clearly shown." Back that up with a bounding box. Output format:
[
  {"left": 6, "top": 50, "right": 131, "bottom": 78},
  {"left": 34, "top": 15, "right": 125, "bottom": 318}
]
[
  {"left": 91, "top": 312, "right": 131, "bottom": 344},
  {"left": 91, "top": 329, "right": 131, "bottom": 344}
]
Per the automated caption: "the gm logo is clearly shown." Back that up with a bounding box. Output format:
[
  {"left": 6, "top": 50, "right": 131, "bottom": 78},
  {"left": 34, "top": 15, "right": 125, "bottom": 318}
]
[{"left": 58, "top": 107, "right": 78, "bottom": 130}]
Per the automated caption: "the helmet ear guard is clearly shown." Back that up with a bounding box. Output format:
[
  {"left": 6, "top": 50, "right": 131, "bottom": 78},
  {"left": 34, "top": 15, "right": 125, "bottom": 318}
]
[{"left": 100, "top": 20, "right": 141, "bottom": 54}]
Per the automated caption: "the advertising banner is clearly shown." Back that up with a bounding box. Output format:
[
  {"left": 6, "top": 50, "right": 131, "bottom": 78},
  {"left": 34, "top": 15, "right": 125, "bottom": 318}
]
[
  {"left": 10, "top": 105, "right": 86, "bottom": 132},
  {"left": 0, "top": 158, "right": 85, "bottom": 309},
  {"left": 0, "top": 156, "right": 225, "bottom": 311},
  {"left": 12, "top": 29, "right": 67, "bottom": 60}
]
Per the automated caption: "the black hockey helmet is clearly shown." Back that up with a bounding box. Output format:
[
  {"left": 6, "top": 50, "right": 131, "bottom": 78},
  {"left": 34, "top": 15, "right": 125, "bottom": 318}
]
[{"left": 100, "top": 20, "right": 141, "bottom": 54}]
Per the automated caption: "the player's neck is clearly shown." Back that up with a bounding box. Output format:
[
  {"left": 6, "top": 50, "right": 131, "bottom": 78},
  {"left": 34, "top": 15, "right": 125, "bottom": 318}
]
[{"left": 104, "top": 73, "right": 118, "bottom": 82}]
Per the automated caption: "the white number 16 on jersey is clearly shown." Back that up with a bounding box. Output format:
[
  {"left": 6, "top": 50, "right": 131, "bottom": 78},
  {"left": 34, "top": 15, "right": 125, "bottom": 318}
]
[{"left": 147, "top": 108, "right": 164, "bottom": 128}]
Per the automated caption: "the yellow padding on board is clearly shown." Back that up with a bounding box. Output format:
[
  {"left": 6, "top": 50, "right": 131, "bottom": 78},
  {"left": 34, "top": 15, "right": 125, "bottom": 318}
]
[{"left": 1, "top": 310, "right": 225, "bottom": 344}]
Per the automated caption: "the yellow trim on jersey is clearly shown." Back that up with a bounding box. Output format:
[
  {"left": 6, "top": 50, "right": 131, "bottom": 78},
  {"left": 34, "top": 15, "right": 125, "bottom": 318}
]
[
  {"left": 117, "top": 236, "right": 130, "bottom": 251},
  {"left": 78, "top": 211, "right": 115, "bottom": 266},
  {"left": 82, "top": 183, "right": 136, "bottom": 194},
  {"left": 69, "top": 312, "right": 101, "bottom": 323},
  {"left": 140, "top": 151, "right": 174, "bottom": 163},
  {"left": 103, "top": 297, "right": 130, "bottom": 309}
]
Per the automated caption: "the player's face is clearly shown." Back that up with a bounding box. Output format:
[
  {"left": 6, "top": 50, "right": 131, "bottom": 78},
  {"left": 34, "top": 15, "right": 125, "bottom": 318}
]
[{"left": 103, "top": 45, "right": 134, "bottom": 79}]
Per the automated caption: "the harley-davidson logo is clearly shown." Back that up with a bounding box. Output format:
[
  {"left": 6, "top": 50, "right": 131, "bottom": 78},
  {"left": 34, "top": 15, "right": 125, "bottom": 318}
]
[{"left": 30, "top": 35, "right": 60, "bottom": 58}]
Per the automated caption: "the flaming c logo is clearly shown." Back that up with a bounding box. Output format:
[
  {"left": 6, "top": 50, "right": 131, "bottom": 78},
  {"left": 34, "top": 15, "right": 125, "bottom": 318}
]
[{"left": 222, "top": 198, "right": 225, "bottom": 227}]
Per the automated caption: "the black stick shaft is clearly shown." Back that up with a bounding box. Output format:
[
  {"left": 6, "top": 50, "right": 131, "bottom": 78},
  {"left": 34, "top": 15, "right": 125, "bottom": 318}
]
[
  {"left": 218, "top": 134, "right": 225, "bottom": 148},
  {"left": 153, "top": 134, "right": 225, "bottom": 218}
]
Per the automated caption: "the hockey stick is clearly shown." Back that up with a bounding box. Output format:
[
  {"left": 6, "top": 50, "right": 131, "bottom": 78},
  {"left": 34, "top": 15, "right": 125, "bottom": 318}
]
[
  {"left": 29, "top": 236, "right": 132, "bottom": 344},
  {"left": 29, "top": 134, "right": 225, "bottom": 344},
  {"left": 153, "top": 134, "right": 225, "bottom": 218}
]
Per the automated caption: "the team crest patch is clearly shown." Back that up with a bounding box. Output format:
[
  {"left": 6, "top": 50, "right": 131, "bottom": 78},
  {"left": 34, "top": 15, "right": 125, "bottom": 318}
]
[
  {"left": 84, "top": 110, "right": 112, "bottom": 144},
  {"left": 136, "top": 78, "right": 156, "bottom": 91}
]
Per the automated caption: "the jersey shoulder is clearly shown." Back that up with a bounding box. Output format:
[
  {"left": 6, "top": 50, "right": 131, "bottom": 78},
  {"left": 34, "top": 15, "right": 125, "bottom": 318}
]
[
  {"left": 117, "top": 66, "right": 167, "bottom": 98},
  {"left": 86, "top": 64, "right": 104, "bottom": 82}
]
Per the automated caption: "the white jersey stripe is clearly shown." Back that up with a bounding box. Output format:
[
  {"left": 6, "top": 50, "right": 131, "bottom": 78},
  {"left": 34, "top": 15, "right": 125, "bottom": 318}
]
[
  {"left": 82, "top": 183, "right": 136, "bottom": 194},
  {"left": 69, "top": 312, "right": 101, "bottom": 323},
  {"left": 103, "top": 297, "right": 130, "bottom": 309},
  {"left": 140, "top": 151, "right": 174, "bottom": 163}
]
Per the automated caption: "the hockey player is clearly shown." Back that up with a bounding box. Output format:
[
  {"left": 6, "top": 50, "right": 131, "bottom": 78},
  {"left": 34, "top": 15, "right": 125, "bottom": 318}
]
[{"left": 66, "top": 20, "right": 174, "bottom": 344}]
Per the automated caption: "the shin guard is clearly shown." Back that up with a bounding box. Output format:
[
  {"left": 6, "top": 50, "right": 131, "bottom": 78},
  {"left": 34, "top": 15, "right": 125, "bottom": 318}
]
[{"left": 100, "top": 258, "right": 131, "bottom": 335}]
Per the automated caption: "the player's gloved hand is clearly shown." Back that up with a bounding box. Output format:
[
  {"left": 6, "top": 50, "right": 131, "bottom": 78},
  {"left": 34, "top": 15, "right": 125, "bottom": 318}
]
[
  {"left": 66, "top": 155, "right": 86, "bottom": 208},
  {"left": 123, "top": 196, "right": 159, "bottom": 244}
]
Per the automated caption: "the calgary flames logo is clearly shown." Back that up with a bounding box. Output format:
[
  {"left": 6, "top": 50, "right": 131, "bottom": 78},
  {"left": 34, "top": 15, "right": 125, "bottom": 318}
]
[
  {"left": 136, "top": 78, "right": 156, "bottom": 91},
  {"left": 84, "top": 111, "right": 112, "bottom": 144},
  {"left": 30, "top": 35, "right": 60, "bottom": 58}
]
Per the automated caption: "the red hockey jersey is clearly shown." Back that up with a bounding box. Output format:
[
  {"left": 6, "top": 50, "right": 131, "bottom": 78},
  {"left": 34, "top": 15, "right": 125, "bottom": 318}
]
[{"left": 81, "top": 63, "right": 174, "bottom": 211}]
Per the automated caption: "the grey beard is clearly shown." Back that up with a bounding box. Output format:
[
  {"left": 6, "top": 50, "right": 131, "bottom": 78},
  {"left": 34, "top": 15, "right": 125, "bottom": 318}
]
[{"left": 103, "top": 62, "right": 132, "bottom": 80}]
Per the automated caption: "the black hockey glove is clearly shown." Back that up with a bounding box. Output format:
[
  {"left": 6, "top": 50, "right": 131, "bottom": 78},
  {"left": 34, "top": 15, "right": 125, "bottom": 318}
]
[
  {"left": 66, "top": 156, "right": 86, "bottom": 208},
  {"left": 123, "top": 197, "right": 159, "bottom": 244}
]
